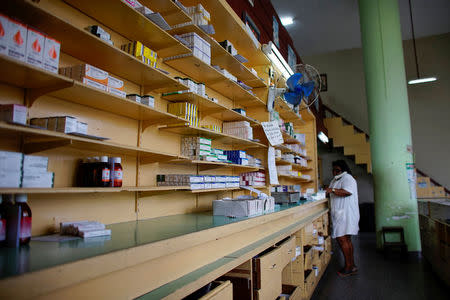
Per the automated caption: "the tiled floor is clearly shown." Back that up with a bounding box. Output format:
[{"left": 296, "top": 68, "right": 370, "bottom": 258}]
[{"left": 311, "top": 233, "right": 449, "bottom": 300}]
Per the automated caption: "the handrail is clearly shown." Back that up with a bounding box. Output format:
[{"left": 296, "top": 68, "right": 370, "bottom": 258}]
[{"left": 321, "top": 104, "right": 449, "bottom": 195}]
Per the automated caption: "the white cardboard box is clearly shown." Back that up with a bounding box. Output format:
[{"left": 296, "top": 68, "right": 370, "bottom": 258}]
[
  {"left": 25, "top": 27, "right": 45, "bottom": 68},
  {"left": 43, "top": 36, "right": 60, "bottom": 73},
  {"left": 21, "top": 172, "right": 54, "bottom": 188},
  {"left": 0, "top": 171, "right": 21, "bottom": 187},
  {"left": 0, "top": 151, "right": 23, "bottom": 172},
  {"left": 0, "top": 14, "right": 9, "bottom": 55},
  {"left": 0, "top": 104, "right": 27, "bottom": 125},
  {"left": 55, "top": 116, "right": 78, "bottom": 134},
  {"left": 7, "top": 18, "right": 27, "bottom": 61},
  {"left": 76, "top": 121, "right": 88, "bottom": 134},
  {"left": 23, "top": 155, "right": 48, "bottom": 172}
]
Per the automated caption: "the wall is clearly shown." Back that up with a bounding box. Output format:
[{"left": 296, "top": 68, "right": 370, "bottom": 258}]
[{"left": 306, "top": 33, "right": 450, "bottom": 189}]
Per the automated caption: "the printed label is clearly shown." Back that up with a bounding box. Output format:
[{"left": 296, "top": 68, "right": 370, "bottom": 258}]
[
  {"left": 102, "top": 169, "right": 110, "bottom": 182},
  {"left": 0, "top": 219, "right": 5, "bottom": 241},
  {"left": 112, "top": 170, "right": 123, "bottom": 186},
  {"left": 20, "top": 216, "right": 32, "bottom": 239}
]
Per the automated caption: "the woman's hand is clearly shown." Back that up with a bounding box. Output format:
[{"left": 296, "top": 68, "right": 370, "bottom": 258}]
[{"left": 326, "top": 187, "right": 333, "bottom": 194}]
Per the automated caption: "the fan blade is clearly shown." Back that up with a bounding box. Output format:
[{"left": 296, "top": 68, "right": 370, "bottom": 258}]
[
  {"left": 301, "top": 81, "right": 315, "bottom": 97},
  {"left": 284, "top": 92, "right": 303, "bottom": 106},
  {"left": 286, "top": 73, "right": 303, "bottom": 91}
]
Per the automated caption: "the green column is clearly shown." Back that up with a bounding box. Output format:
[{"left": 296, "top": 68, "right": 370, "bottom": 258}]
[{"left": 358, "top": 0, "right": 421, "bottom": 251}]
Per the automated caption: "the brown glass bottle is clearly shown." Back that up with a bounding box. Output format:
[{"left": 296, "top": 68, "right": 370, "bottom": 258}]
[{"left": 15, "top": 194, "right": 32, "bottom": 245}]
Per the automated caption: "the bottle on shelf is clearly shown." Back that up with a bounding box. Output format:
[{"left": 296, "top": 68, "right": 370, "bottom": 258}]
[
  {"left": 0, "top": 195, "right": 6, "bottom": 246},
  {"left": 109, "top": 157, "right": 123, "bottom": 188},
  {"left": 15, "top": 194, "right": 32, "bottom": 245},
  {"left": 96, "top": 156, "right": 110, "bottom": 187}
]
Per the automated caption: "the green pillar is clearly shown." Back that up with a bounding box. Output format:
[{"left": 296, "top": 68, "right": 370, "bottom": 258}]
[{"left": 358, "top": 0, "right": 421, "bottom": 252}]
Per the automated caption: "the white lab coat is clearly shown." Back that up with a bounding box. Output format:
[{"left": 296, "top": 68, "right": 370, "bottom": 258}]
[{"left": 329, "top": 172, "right": 360, "bottom": 238}]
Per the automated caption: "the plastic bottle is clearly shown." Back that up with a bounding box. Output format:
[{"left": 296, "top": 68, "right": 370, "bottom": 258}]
[
  {"left": 110, "top": 157, "right": 123, "bottom": 187},
  {"left": 0, "top": 195, "right": 6, "bottom": 245},
  {"left": 97, "top": 156, "right": 110, "bottom": 187},
  {"left": 15, "top": 194, "right": 32, "bottom": 245}
]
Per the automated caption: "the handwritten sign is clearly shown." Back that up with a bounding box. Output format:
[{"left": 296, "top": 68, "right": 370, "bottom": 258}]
[
  {"left": 262, "top": 121, "right": 284, "bottom": 146},
  {"left": 268, "top": 146, "right": 279, "bottom": 185}
]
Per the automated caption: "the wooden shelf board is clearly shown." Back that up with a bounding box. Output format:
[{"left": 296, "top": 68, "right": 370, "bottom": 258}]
[
  {"left": 278, "top": 175, "right": 312, "bottom": 182},
  {"left": 164, "top": 55, "right": 265, "bottom": 107},
  {"left": 64, "top": 0, "right": 190, "bottom": 58},
  {"left": 0, "top": 122, "right": 178, "bottom": 163},
  {"left": 275, "top": 97, "right": 305, "bottom": 125},
  {"left": 140, "top": 0, "right": 192, "bottom": 25},
  {"left": 299, "top": 101, "right": 315, "bottom": 121},
  {"left": 1, "top": 1, "right": 187, "bottom": 93},
  {"left": 182, "top": 0, "right": 270, "bottom": 66},
  {"left": 170, "top": 159, "right": 263, "bottom": 171},
  {"left": 275, "top": 145, "right": 307, "bottom": 158},
  {"left": 159, "top": 125, "right": 267, "bottom": 149},
  {"left": 0, "top": 54, "right": 71, "bottom": 90},
  {"left": 275, "top": 159, "right": 312, "bottom": 171},
  {"left": 48, "top": 81, "right": 187, "bottom": 125},
  {"left": 169, "top": 24, "right": 266, "bottom": 88}
]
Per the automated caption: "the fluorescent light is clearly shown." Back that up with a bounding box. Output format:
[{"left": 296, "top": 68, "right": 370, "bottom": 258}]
[
  {"left": 318, "top": 131, "right": 329, "bottom": 144},
  {"left": 280, "top": 17, "right": 294, "bottom": 26},
  {"left": 263, "top": 42, "right": 294, "bottom": 79},
  {"left": 408, "top": 77, "right": 437, "bottom": 85}
]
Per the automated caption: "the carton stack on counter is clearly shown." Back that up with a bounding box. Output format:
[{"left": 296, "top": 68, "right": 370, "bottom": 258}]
[
  {"left": 30, "top": 115, "right": 88, "bottom": 135},
  {"left": 202, "top": 124, "right": 221, "bottom": 133},
  {"left": 168, "top": 102, "right": 198, "bottom": 127},
  {"left": 164, "top": 32, "right": 211, "bottom": 65},
  {"left": 121, "top": 41, "right": 157, "bottom": 68},
  {"left": 213, "top": 195, "right": 275, "bottom": 217},
  {"left": 272, "top": 185, "right": 302, "bottom": 193},
  {"left": 0, "top": 13, "right": 60, "bottom": 73},
  {"left": 223, "top": 121, "right": 253, "bottom": 140},
  {"left": 224, "top": 150, "right": 248, "bottom": 166},
  {"left": 0, "top": 151, "right": 54, "bottom": 188},
  {"left": 181, "top": 137, "right": 212, "bottom": 160},
  {"left": 156, "top": 174, "right": 239, "bottom": 190},
  {"left": 60, "top": 221, "right": 111, "bottom": 238},
  {"left": 173, "top": 77, "right": 206, "bottom": 97},
  {"left": 240, "top": 171, "right": 266, "bottom": 187},
  {"left": 59, "top": 64, "right": 126, "bottom": 98}
]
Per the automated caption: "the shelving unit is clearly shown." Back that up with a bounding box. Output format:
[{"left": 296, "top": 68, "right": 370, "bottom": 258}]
[{"left": 0, "top": 0, "right": 324, "bottom": 299}]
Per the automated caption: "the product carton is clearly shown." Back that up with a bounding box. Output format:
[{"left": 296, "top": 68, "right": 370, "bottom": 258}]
[
  {"left": 107, "top": 75, "right": 124, "bottom": 91},
  {"left": 0, "top": 104, "right": 27, "bottom": 125},
  {"left": 0, "top": 171, "right": 21, "bottom": 188},
  {"left": 82, "top": 77, "right": 107, "bottom": 91},
  {"left": 43, "top": 36, "right": 60, "bottom": 73},
  {"left": 0, "top": 151, "right": 23, "bottom": 172},
  {"left": 0, "top": 14, "right": 9, "bottom": 55},
  {"left": 107, "top": 86, "right": 126, "bottom": 98},
  {"left": 30, "top": 117, "right": 49, "bottom": 129},
  {"left": 7, "top": 18, "right": 27, "bottom": 61},
  {"left": 73, "top": 64, "right": 108, "bottom": 85},
  {"left": 25, "top": 27, "right": 45, "bottom": 68},
  {"left": 21, "top": 172, "right": 54, "bottom": 188},
  {"left": 55, "top": 116, "right": 78, "bottom": 134},
  {"left": 23, "top": 155, "right": 48, "bottom": 173},
  {"left": 76, "top": 121, "right": 88, "bottom": 134}
]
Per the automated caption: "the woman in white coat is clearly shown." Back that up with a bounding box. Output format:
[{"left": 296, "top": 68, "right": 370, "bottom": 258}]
[{"left": 326, "top": 160, "right": 360, "bottom": 277}]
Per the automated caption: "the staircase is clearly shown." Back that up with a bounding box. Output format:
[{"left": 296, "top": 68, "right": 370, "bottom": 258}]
[{"left": 321, "top": 104, "right": 448, "bottom": 198}]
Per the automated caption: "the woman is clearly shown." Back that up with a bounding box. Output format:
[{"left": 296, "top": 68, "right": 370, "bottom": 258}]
[{"left": 326, "top": 160, "right": 360, "bottom": 277}]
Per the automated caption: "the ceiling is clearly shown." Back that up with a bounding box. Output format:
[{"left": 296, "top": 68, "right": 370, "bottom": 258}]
[{"left": 271, "top": 0, "right": 450, "bottom": 57}]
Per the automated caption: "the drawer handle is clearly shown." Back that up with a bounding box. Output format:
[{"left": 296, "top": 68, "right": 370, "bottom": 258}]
[{"left": 270, "top": 264, "right": 277, "bottom": 269}]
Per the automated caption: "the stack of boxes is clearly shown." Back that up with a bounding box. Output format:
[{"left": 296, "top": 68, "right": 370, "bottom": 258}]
[
  {"left": 126, "top": 94, "right": 154, "bottom": 107},
  {"left": 0, "top": 13, "right": 60, "bottom": 73},
  {"left": 168, "top": 102, "right": 198, "bottom": 127},
  {"left": 284, "top": 144, "right": 307, "bottom": 156},
  {"left": 59, "top": 64, "right": 126, "bottom": 98},
  {"left": 121, "top": 41, "right": 157, "bottom": 68},
  {"left": 156, "top": 174, "right": 239, "bottom": 190},
  {"left": 212, "top": 66, "right": 237, "bottom": 82},
  {"left": 213, "top": 195, "right": 275, "bottom": 217},
  {"left": 173, "top": 77, "right": 206, "bottom": 97},
  {"left": 272, "top": 185, "right": 302, "bottom": 193},
  {"left": 222, "top": 121, "right": 253, "bottom": 140},
  {"left": 201, "top": 124, "right": 221, "bottom": 133},
  {"left": 219, "top": 40, "right": 237, "bottom": 56},
  {"left": 186, "top": 4, "right": 211, "bottom": 26},
  {"left": 180, "top": 136, "right": 211, "bottom": 160},
  {"left": 224, "top": 150, "right": 248, "bottom": 166},
  {"left": 0, "top": 104, "right": 27, "bottom": 125},
  {"left": 0, "top": 151, "right": 54, "bottom": 188},
  {"left": 240, "top": 171, "right": 266, "bottom": 187},
  {"left": 86, "top": 25, "right": 113, "bottom": 45},
  {"left": 164, "top": 32, "right": 211, "bottom": 66},
  {"left": 30, "top": 116, "right": 88, "bottom": 135},
  {"left": 246, "top": 154, "right": 262, "bottom": 168}
]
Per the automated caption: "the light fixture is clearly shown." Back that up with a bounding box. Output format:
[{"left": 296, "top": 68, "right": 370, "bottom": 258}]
[
  {"left": 318, "top": 131, "right": 329, "bottom": 144},
  {"left": 280, "top": 17, "right": 294, "bottom": 26},
  {"left": 407, "top": 0, "right": 437, "bottom": 85},
  {"left": 262, "top": 42, "right": 294, "bottom": 79}
]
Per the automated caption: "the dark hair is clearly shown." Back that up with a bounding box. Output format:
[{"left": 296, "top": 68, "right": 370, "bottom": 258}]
[{"left": 332, "top": 160, "right": 352, "bottom": 175}]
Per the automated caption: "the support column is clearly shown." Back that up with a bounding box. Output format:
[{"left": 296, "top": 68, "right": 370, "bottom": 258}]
[{"left": 358, "top": 0, "right": 421, "bottom": 252}]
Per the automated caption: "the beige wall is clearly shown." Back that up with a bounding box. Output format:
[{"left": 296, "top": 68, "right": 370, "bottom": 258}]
[{"left": 305, "top": 33, "right": 450, "bottom": 189}]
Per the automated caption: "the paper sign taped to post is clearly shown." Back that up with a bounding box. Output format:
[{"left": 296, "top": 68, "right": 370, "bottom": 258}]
[
  {"left": 268, "top": 146, "right": 279, "bottom": 185},
  {"left": 262, "top": 121, "right": 284, "bottom": 146}
]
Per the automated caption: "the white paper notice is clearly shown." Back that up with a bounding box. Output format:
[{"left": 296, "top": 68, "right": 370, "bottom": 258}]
[
  {"left": 268, "top": 146, "right": 279, "bottom": 185},
  {"left": 262, "top": 121, "right": 284, "bottom": 146}
]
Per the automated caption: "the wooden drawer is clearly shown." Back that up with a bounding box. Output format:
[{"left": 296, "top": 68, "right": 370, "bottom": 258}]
[
  {"left": 282, "top": 284, "right": 303, "bottom": 300},
  {"left": 278, "top": 236, "right": 296, "bottom": 267},
  {"left": 282, "top": 258, "right": 304, "bottom": 286},
  {"left": 303, "top": 270, "right": 315, "bottom": 299},
  {"left": 303, "top": 246, "right": 313, "bottom": 270},
  {"left": 199, "top": 281, "right": 233, "bottom": 300}
]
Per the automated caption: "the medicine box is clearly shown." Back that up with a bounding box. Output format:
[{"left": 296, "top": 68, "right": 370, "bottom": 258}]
[
  {"left": 127, "top": 94, "right": 141, "bottom": 103},
  {"left": 83, "top": 77, "right": 107, "bottom": 91},
  {"left": 43, "top": 36, "right": 60, "bottom": 73},
  {"left": 107, "top": 87, "right": 126, "bottom": 98},
  {"left": 55, "top": 116, "right": 78, "bottom": 134},
  {"left": 87, "top": 25, "right": 111, "bottom": 41},
  {"left": 25, "top": 27, "right": 45, "bottom": 68},
  {"left": 0, "top": 171, "right": 21, "bottom": 188},
  {"left": 136, "top": 6, "right": 153, "bottom": 16},
  {"left": 23, "top": 155, "right": 48, "bottom": 172},
  {"left": 141, "top": 95, "right": 154, "bottom": 107},
  {"left": 0, "top": 104, "right": 27, "bottom": 125},
  {"left": 73, "top": 64, "right": 108, "bottom": 85},
  {"left": 30, "top": 118, "right": 48, "bottom": 129},
  {"left": 0, "top": 14, "right": 9, "bottom": 55},
  {"left": 76, "top": 121, "right": 88, "bottom": 134},
  {"left": 7, "top": 17, "right": 27, "bottom": 61},
  {"left": 21, "top": 172, "right": 54, "bottom": 188},
  {"left": 0, "top": 151, "right": 23, "bottom": 172},
  {"left": 107, "top": 76, "right": 124, "bottom": 91}
]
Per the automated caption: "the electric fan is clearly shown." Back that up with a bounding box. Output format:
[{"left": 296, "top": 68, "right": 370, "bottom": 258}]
[{"left": 284, "top": 64, "right": 321, "bottom": 109}]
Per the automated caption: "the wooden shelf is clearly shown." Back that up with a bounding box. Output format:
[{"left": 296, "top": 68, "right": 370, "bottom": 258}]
[
  {"left": 275, "top": 159, "right": 312, "bottom": 171},
  {"left": 169, "top": 23, "right": 266, "bottom": 88},
  {"left": 164, "top": 55, "right": 265, "bottom": 107},
  {"left": 159, "top": 125, "right": 267, "bottom": 149},
  {"left": 64, "top": 0, "right": 190, "bottom": 58},
  {"left": 0, "top": 122, "right": 178, "bottom": 164},
  {"left": 47, "top": 81, "right": 188, "bottom": 126},
  {"left": 275, "top": 97, "right": 305, "bottom": 126},
  {"left": 170, "top": 158, "right": 263, "bottom": 172},
  {"left": 140, "top": 0, "right": 192, "bottom": 26},
  {"left": 278, "top": 175, "right": 312, "bottom": 182},
  {"left": 182, "top": 0, "right": 270, "bottom": 66},
  {"left": 0, "top": 0, "right": 188, "bottom": 93},
  {"left": 275, "top": 144, "right": 307, "bottom": 158},
  {"left": 281, "top": 131, "right": 303, "bottom": 144},
  {"left": 162, "top": 91, "right": 260, "bottom": 125}
]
